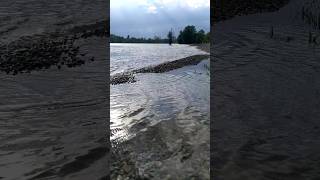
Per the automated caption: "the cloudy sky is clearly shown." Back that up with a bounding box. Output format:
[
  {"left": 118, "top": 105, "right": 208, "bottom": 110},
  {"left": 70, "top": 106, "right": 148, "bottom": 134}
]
[{"left": 111, "top": 0, "right": 210, "bottom": 38}]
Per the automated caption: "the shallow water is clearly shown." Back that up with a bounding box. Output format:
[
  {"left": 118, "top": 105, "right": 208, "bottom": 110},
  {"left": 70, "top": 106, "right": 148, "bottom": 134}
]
[
  {"left": 110, "top": 44, "right": 209, "bottom": 143},
  {"left": 110, "top": 43, "right": 207, "bottom": 75},
  {"left": 0, "top": 0, "right": 108, "bottom": 179},
  {"left": 110, "top": 44, "right": 210, "bottom": 178},
  {"left": 213, "top": 0, "right": 320, "bottom": 179}
]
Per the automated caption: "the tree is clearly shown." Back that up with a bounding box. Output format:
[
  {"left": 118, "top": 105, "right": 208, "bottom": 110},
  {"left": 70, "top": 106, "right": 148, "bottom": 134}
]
[
  {"left": 204, "top": 32, "right": 210, "bottom": 43},
  {"left": 167, "top": 29, "right": 173, "bottom": 45},
  {"left": 182, "top": 25, "right": 197, "bottom": 44},
  {"left": 196, "top": 29, "right": 206, "bottom": 43},
  {"left": 177, "top": 26, "right": 208, "bottom": 44},
  {"left": 177, "top": 30, "right": 184, "bottom": 44}
]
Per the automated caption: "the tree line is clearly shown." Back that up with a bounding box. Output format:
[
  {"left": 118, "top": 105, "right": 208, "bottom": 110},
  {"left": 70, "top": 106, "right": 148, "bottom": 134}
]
[
  {"left": 111, "top": 25, "right": 210, "bottom": 44},
  {"left": 176, "top": 25, "right": 210, "bottom": 44},
  {"left": 110, "top": 34, "right": 168, "bottom": 43}
]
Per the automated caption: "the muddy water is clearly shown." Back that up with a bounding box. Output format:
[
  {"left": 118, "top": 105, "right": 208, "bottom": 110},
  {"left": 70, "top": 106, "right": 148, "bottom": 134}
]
[
  {"left": 213, "top": 0, "right": 320, "bottom": 179},
  {"left": 110, "top": 44, "right": 210, "bottom": 179}
]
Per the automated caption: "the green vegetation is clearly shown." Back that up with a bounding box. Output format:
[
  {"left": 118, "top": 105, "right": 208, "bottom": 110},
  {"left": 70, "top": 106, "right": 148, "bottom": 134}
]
[
  {"left": 110, "top": 34, "right": 168, "bottom": 43},
  {"left": 177, "top": 25, "right": 210, "bottom": 44},
  {"left": 167, "top": 29, "right": 174, "bottom": 45},
  {"left": 110, "top": 25, "right": 209, "bottom": 44}
]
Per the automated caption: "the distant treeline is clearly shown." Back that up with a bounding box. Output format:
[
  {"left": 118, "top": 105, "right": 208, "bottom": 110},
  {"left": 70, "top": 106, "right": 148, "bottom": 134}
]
[
  {"left": 110, "top": 34, "right": 169, "bottom": 43},
  {"left": 111, "top": 25, "right": 210, "bottom": 44}
]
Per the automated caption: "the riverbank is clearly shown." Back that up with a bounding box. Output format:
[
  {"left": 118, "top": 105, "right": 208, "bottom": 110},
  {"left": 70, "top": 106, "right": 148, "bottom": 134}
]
[{"left": 193, "top": 43, "right": 210, "bottom": 53}]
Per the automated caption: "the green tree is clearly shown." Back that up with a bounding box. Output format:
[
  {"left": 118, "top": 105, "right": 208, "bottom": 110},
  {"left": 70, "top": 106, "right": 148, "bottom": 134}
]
[
  {"left": 182, "top": 25, "right": 197, "bottom": 44},
  {"left": 177, "top": 26, "right": 209, "bottom": 44},
  {"left": 196, "top": 29, "right": 206, "bottom": 43},
  {"left": 167, "top": 29, "right": 174, "bottom": 45}
]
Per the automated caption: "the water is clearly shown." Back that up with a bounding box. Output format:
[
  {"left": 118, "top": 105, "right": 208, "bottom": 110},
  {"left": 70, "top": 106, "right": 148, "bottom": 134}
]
[
  {"left": 213, "top": 0, "right": 320, "bottom": 179},
  {"left": 110, "top": 43, "right": 209, "bottom": 143},
  {"left": 0, "top": 1, "right": 108, "bottom": 179},
  {"left": 110, "top": 43, "right": 210, "bottom": 178},
  {"left": 110, "top": 43, "right": 207, "bottom": 75},
  {"left": 0, "top": 0, "right": 106, "bottom": 43}
]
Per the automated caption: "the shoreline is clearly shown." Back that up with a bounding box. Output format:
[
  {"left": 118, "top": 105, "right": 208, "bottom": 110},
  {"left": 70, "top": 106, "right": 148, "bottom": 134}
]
[
  {"left": 192, "top": 43, "right": 210, "bottom": 53},
  {"left": 111, "top": 54, "right": 209, "bottom": 85}
]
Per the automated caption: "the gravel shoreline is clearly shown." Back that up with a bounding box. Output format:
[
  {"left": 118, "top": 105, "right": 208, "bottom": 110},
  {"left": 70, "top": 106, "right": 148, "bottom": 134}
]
[{"left": 110, "top": 54, "right": 209, "bottom": 85}]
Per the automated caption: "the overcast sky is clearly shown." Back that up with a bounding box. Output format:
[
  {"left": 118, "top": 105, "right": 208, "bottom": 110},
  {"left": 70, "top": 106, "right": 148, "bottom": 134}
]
[{"left": 111, "top": 0, "right": 210, "bottom": 38}]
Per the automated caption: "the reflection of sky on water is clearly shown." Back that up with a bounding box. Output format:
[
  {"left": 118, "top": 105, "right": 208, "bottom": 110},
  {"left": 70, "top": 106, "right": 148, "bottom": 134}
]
[{"left": 110, "top": 44, "right": 209, "bottom": 146}]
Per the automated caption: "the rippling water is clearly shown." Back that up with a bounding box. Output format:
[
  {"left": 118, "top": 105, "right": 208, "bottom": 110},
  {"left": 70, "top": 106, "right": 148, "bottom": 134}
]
[
  {"left": 110, "top": 43, "right": 207, "bottom": 75},
  {"left": 213, "top": 0, "right": 320, "bottom": 179},
  {"left": 0, "top": 1, "right": 108, "bottom": 179},
  {"left": 110, "top": 44, "right": 209, "bottom": 143},
  {"left": 110, "top": 43, "right": 210, "bottom": 178}
]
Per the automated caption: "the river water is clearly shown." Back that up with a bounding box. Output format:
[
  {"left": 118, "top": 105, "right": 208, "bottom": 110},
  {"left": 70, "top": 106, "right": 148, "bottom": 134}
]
[
  {"left": 213, "top": 0, "right": 320, "bottom": 179},
  {"left": 110, "top": 43, "right": 207, "bottom": 75},
  {"left": 110, "top": 43, "right": 210, "bottom": 179}
]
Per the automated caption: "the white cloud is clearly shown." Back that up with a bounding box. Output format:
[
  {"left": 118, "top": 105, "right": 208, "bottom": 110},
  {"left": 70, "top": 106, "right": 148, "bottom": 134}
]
[
  {"left": 111, "top": 0, "right": 210, "bottom": 37},
  {"left": 154, "top": 0, "right": 209, "bottom": 9},
  {"left": 111, "top": 0, "right": 209, "bottom": 13},
  {"left": 184, "top": 0, "right": 210, "bottom": 8},
  {"left": 147, "top": 5, "right": 158, "bottom": 14}
]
